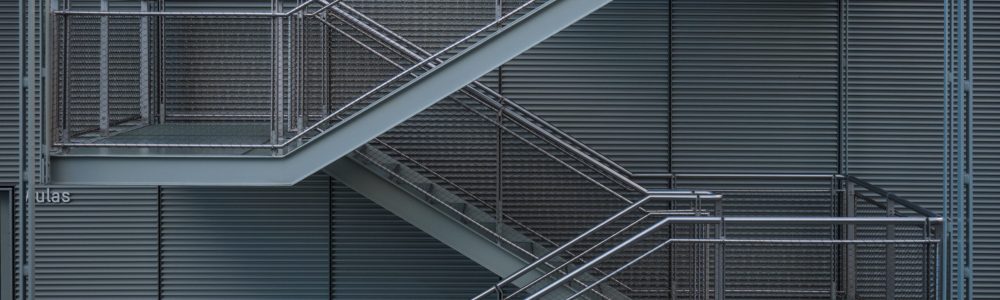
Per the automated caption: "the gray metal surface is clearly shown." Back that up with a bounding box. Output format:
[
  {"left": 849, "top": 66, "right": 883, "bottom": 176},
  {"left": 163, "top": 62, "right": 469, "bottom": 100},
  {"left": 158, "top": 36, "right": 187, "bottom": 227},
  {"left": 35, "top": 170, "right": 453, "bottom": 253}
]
[
  {"left": 329, "top": 180, "right": 499, "bottom": 299},
  {"left": 50, "top": 0, "right": 611, "bottom": 186},
  {"left": 1, "top": 189, "right": 11, "bottom": 300},
  {"left": 31, "top": 185, "right": 159, "bottom": 299},
  {"left": 845, "top": 1, "right": 946, "bottom": 298},
  {"left": 668, "top": 1, "right": 840, "bottom": 298},
  {"left": 505, "top": 0, "right": 671, "bottom": 175},
  {"left": 324, "top": 147, "right": 600, "bottom": 299},
  {"left": 160, "top": 177, "right": 330, "bottom": 299},
  {"left": 29, "top": 175, "right": 499, "bottom": 299},
  {"left": 0, "top": 1, "right": 19, "bottom": 182},
  {"left": 974, "top": 0, "right": 1000, "bottom": 297}
]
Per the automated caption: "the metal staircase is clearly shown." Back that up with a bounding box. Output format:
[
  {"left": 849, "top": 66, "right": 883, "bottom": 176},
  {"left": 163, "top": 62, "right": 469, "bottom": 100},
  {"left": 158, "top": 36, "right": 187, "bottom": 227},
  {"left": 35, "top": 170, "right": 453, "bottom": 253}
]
[
  {"left": 44, "top": 1, "right": 947, "bottom": 299},
  {"left": 325, "top": 143, "right": 682, "bottom": 299},
  {"left": 49, "top": 0, "right": 615, "bottom": 186}
]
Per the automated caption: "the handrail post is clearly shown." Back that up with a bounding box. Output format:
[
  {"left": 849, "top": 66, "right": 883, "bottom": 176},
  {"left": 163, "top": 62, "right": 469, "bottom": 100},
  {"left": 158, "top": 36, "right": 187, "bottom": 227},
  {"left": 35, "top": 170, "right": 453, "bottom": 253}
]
[
  {"left": 269, "top": 0, "right": 283, "bottom": 155},
  {"left": 886, "top": 198, "right": 896, "bottom": 300},
  {"left": 844, "top": 181, "right": 856, "bottom": 300},
  {"left": 714, "top": 197, "right": 725, "bottom": 299},
  {"left": 98, "top": 0, "right": 108, "bottom": 136}
]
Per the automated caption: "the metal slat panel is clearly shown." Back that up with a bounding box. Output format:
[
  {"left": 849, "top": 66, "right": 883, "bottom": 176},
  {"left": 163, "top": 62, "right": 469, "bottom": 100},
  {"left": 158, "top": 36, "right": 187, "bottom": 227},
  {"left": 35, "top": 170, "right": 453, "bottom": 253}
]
[
  {"left": 670, "top": 1, "right": 839, "bottom": 298},
  {"left": 32, "top": 186, "right": 159, "bottom": 299},
  {"left": 505, "top": 0, "right": 670, "bottom": 174},
  {"left": 160, "top": 176, "right": 330, "bottom": 300},
  {"left": 845, "top": 1, "right": 944, "bottom": 298},
  {"left": 974, "top": 0, "right": 1000, "bottom": 297},
  {"left": 0, "top": 1, "right": 18, "bottom": 182},
  {"left": 330, "top": 181, "right": 498, "bottom": 299},
  {"left": 671, "top": 0, "right": 839, "bottom": 174}
]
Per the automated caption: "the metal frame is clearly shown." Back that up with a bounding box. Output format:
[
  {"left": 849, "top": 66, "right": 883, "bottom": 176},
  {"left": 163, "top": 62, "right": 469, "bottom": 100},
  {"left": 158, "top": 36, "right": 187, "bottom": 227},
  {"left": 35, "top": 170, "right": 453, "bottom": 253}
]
[
  {"left": 35, "top": 1, "right": 961, "bottom": 298},
  {"left": 0, "top": 186, "right": 12, "bottom": 300},
  {"left": 943, "top": 0, "right": 975, "bottom": 298}
]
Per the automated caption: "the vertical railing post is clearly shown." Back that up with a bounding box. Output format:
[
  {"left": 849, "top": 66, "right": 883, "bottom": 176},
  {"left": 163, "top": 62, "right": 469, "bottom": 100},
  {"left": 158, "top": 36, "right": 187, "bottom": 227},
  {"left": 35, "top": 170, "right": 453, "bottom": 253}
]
[
  {"left": 714, "top": 197, "right": 724, "bottom": 300},
  {"left": 844, "top": 182, "right": 856, "bottom": 300},
  {"left": 885, "top": 198, "right": 896, "bottom": 300},
  {"left": 155, "top": 0, "right": 164, "bottom": 124},
  {"left": 830, "top": 176, "right": 839, "bottom": 300},
  {"left": 138, "top": 0, "right": 150, "bottom": 125},
  {"left": 98, "top": 0, "right": 108, "bottom": 136},
  {"left": 270, "top": 0, "right": 284, "bottom": 154},
  {"left": 59, "top": 0, "right": 70, "bottom": 144}
]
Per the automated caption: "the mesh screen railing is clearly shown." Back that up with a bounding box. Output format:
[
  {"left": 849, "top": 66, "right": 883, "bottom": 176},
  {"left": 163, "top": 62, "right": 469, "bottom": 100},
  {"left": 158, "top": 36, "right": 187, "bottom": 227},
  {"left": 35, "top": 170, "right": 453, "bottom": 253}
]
[{"left": 51, "top": 0, "right": 547, "bottom": 154}]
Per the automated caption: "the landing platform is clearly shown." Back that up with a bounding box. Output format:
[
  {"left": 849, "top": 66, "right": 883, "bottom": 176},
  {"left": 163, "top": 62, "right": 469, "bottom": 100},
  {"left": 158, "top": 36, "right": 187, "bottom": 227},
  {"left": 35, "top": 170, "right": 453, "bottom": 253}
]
[{"left": 62, "top": 123, "right": 277, "bottom": 156}]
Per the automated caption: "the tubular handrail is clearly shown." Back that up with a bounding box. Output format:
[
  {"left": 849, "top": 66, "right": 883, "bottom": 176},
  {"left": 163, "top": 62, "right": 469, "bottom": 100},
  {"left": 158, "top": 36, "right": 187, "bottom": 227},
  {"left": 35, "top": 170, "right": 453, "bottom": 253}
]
[
  {"left": 322, "top": 2, "right": 640, "bottom": 190},
  {"left": 844, "top": 175, "right": 937, "bottom": 217},
  {"left": 53, "top": 0, "right": 544, "bottom": 152},
  {"left": 328, "top": 2, "right": 635, "bottom": 180},
  {"left": 53, "top": 0, "right": 320, "bottom": 17},
  {"left": 350, "top": 145, "right": 717, "bottom": 300},
  {"left": 524, "top": 215, "right": 944, "bottom": 300},
  {"left": 471, "top": 192, "right": 722, "bottom": 300},
  {"left": 308, "top": 15, "right": 693, "bottom": 294}
]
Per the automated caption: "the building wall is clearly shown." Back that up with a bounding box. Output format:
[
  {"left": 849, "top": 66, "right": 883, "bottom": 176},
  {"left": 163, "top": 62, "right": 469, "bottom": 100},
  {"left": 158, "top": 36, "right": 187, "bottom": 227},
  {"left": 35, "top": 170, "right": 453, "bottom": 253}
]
[{"left": 5, "top": 0, "right": 1000, "bottom": 299}]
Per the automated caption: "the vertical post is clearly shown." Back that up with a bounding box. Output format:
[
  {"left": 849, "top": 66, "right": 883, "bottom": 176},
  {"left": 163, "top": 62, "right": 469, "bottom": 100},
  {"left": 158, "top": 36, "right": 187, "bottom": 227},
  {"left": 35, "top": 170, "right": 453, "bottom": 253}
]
[
  {"left": 138, "top": 0, "right": 150, "bottom": 124},
  {"left": 98, "top": 0, "right": 108, "bottom": 135},
  {"left": 271, "top": 0, "right": 284, "bottom": 152},
  {"left": 156, "top": 0, "right": 165, "bottom": 124},
  {"left": 830, "top": 177, "right": 839, "bottom": 300},
  {"left": 319, "top": 8, "right": 329, "bottom": 117},
  {"left": 494, "top": 0, "right": 504, "bottom": 247},
  {"left": 844, "top": 182, "right": 856, "bottom": 300},
  {"left": 714, "top": 198, "right": 724, "bottom": 300},
  {"left": 22, "top": 0, "right": 39, "bottom": 297},
  {"left": 885, "top": 199, "right": 896, "bottom": 300},
  {"left": 59, "top": 0, "right": 69, "bottom": 144}
]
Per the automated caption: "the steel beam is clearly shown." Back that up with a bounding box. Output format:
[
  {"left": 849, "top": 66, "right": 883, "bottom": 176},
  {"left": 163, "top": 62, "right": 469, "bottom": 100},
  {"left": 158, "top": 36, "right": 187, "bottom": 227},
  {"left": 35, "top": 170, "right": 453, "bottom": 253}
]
[
  {"left": 322, "top": 156, "right": 554, "bottom": 292},
  {"left": 49, "top": 0, "right": 611, "bottom": 186}
]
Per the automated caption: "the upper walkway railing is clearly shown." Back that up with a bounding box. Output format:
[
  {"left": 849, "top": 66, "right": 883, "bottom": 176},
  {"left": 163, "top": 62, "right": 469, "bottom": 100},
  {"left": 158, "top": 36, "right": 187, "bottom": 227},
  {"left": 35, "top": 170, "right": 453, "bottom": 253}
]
[
  {"left": 473, "top": 174, "right": 942, "bottom": 299},
  {"left": 49, "top": 0, "right": 549, "bottom": 155}
]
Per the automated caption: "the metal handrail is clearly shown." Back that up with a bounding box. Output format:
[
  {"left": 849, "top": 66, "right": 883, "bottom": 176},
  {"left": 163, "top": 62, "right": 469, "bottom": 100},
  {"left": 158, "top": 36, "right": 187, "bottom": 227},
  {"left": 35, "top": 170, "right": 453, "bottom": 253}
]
[
  {"left": 326, "top": 2, "right": 636, "bottom": 181},
  {"left": 348, "top": 146, "right": 716, "bottom": 300},
  {"left": 844, "top": 175, "right": 937, "bottom": 217},
  {"left": 53, "top": 0, "right": 319, "bottom": 17},
  {"left": 53, "top": 0, "right": 543, "bottom": 152},
  {"left": 471, "top": 192, "right": 722, "bottom": 300},
  {"left": 525, "top": 215, "right": 944, "bottom": 300}
]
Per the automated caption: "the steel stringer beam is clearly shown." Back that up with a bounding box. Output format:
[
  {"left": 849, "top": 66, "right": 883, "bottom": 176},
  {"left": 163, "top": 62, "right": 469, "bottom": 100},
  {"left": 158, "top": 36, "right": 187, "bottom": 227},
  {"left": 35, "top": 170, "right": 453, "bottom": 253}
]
[{"left": 49, "top": 0, "right": 613, "bottom": 186}]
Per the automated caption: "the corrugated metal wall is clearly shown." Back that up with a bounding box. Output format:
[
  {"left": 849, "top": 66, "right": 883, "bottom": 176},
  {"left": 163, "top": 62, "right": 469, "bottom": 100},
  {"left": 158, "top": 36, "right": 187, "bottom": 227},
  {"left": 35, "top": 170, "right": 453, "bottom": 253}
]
[
  {"left": 330, "top": 181, "right": 497, "bottom": 299},
  {"left": 975, "top": 0, "right": 1000, "bottom": 297},
  {"left": 669, "top": 1, "right": 840, "bottom": 298},
  {"left": 159, "top": 177, "right": 330, "bottom": 300},
  {"left": 0, "top": 1, "right": 19, "bottom": 183},
  {"left": 33, "top": 186, "right": 159, "bottom": 300},
  {"left": 29, "top": 175, "right": 496, "bottom": 299},
  {"left": 844, "top": 1, "right": 945, "bottom": 298},
  {"left": 13, "top": 0, "right": 1000, "bottom": 298}
]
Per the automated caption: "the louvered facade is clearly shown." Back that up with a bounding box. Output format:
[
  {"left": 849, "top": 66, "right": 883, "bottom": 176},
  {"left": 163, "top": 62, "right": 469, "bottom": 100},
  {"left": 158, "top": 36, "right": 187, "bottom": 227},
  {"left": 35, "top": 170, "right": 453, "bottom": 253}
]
[{"left": 1, "top": 0, "right": 992, "bottom": 299}]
